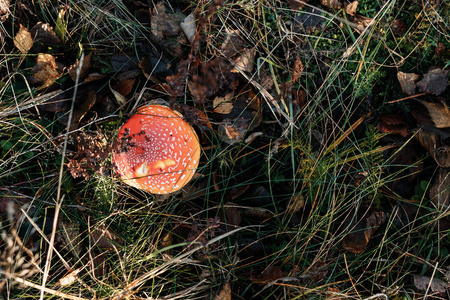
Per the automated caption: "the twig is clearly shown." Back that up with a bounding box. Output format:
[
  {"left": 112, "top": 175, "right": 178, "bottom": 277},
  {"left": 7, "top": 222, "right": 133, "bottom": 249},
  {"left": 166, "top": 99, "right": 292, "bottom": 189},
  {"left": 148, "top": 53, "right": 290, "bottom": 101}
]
[{"left": 387, "top": 92, "right": 427, "bottom": 104}]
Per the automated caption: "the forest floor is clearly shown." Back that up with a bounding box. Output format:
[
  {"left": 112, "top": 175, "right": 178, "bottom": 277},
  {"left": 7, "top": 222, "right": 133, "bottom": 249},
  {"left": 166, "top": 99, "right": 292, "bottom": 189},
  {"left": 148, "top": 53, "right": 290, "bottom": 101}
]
[{"left": 1, "top": 0, "right": 450, "bottom": 299}]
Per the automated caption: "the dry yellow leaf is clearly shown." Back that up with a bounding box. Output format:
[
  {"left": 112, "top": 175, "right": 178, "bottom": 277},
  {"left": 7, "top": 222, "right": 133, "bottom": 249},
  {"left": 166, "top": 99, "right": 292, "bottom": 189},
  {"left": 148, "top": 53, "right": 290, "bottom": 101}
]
[{"left": 14, "top": 24, "right": 33, "bottom": 54}]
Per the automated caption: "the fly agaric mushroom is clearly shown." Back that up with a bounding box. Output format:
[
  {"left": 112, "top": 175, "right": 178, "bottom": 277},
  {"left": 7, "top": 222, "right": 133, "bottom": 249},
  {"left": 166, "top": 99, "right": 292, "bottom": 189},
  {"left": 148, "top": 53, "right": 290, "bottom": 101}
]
[{"left": 113, "top": 105, "right": 201, "bottom": 194}]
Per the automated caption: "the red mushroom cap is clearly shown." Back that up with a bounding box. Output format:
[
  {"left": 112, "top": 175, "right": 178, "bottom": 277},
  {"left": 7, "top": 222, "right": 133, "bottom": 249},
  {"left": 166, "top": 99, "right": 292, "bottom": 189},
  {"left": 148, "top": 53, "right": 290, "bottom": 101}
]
[{"left": 113, "top": 105, "right": 201, "bottom": 194}]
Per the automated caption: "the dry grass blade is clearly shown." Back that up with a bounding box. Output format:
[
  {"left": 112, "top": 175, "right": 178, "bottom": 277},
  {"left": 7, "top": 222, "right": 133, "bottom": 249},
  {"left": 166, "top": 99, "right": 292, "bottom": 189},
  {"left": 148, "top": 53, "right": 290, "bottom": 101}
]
[
  {"left": 0, "top": 271, "right": 89, "bottom": 300},
  {"left": 111, "top": 225, "right": 258, "bottom": 299},
  {"left": 39, "top": 199, "right": 62, "bottom": 300}
]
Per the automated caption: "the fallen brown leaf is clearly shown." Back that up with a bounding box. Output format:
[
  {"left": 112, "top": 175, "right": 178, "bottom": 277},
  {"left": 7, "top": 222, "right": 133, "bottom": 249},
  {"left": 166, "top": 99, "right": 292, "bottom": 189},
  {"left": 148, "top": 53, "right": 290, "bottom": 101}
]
[
  {"left": 30, "top": 22, "right": 60, "bottom": 52},
  {"left": 150, "top": 2, "right": 186, "bottom": 56},
  {"left": 429, "top": 167, "right": 450, "bottom": 211},
  {"left": 353, "top": 15, "right": 373, "bottom": 29},
  {"left": 223, "top": 207, "right": 241, "bottom": 231},
  {"left": 417, "top": 68, "right": 449, "bottom": 96},
  {"left": 159, "top": 232, "right": 173, "bottom": 249},
  {"left": 345, "top": 1, "right": 358, "bottom": 16},
  {"left": 288, "top": 0, "right": 307, "bottom": 9},
  {"left": 342, "top": 210, "right": 389, "bottom": 254},
  {"left": 415, "top": 130, "right": 450, "bottom": 168},
  {"left": 30, "top": 54, "right": 60, "bottom": 88},
  {"left": 376, "top": 114, "right": 410, "bottom": 137},
  {"left": 213, "top": 92, "right": 234, "bottom": 114},
  {"left": 68, "top": 53, "right": 92, "bottom": 82},
  {"left": 249, "top": 266, "right": 283, "bottom": 285},
  {"left": 14, "top": 24, "right": 33, "bottom": 54},
  {"left": 58, "top": 87, "right": 97, "bottom": 131},
  {"left": 188, "top": 80, "right": 209, "bottom": 104},
  {"left": 397, "top": 71, "right": 420, "bottom": 96},
  {"left": 110, "top": 83, "right": 126, "bottom": 105},
  {"left": 286, "top": 193, "right": 305, "bottom": 214},
  {"left": 291, "top": 57, "right": 304, "bottom": 83},
  {"left": 221, "top": 29, "right": 245, "bottom": 58},
  {"left": 113, "top": 78, "right": 135, "bottom": 97},
  {"left": 218, "top": 118, "right": 247, "bottom": 144},
  {"left": 436, "top": 42, "right": 446, "bottom": 57},
  {"left": 231, "top": 48, "right": 256, "bottom": 73},
  {"left": 214, "top": 282, "right": 231, "bottom": 300},
  {"left": 392, "top": 19, "right": 407, "bottom": 36},
  {"left": 413, "top": 274, "right": 449, "bottom": 294},
  {"left": 151, "top": 2, "right": 184, "bottom": 40},
  {"left": 91, "top": 253, "right": 108, "bottom": 278},
  {"left": 415, "top": 99, "right": 450, "bottom": 128},
  {"left": 0, "top": 0, "right": 10, "bottom": 22}
]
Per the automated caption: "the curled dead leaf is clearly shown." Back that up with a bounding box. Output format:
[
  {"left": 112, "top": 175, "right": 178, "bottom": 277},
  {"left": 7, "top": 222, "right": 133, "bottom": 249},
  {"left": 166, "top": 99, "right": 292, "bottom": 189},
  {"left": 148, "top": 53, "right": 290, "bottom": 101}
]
[
  {"left": 68, "top": 53, "right": 92, "bottom": 82},
  {"left": 345, "top": 1, "right": 358, "bottom": 16},
  {"left": 414, "top": 99, "right": 450, "bottom": 129},
  {"left": 30, "top": 54, "right": 60, "bottom": 88},
  {"left": 415, "top": 130, "right": 450, "bottom": 167},
  {"left": 58, "top": 268, "right": 81, "bottom": 286},
  {"left": 159, "top": 232, "right": 173, "bottom": 250}
]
